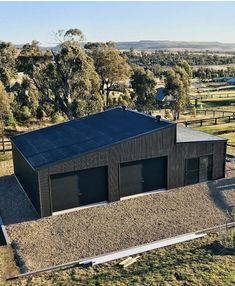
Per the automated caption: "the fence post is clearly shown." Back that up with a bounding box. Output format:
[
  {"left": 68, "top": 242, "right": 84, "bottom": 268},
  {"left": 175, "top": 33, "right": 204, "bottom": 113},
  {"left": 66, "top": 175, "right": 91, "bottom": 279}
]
[
  {"left": 185, "top": 121, "right": 188, "bottom": 127},
  {"left": 200, "top": 120, "right": 203, "bottom": 126},
  {"left": 0, "top": 115, "right": 5, "bottom": 155},
  {"left": 214, "top": 118, "right": 217, "bottom": 125},
  {"left": 228, "top": 116, "right": 231, "bottom": 123}
]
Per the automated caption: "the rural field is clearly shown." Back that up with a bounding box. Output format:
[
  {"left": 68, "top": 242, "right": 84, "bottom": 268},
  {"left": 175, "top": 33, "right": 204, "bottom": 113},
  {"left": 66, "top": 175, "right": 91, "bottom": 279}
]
[
  {"left": 182, "top": 81, "right": 235, "bottom": 155},
  {"left": 0, "top": 235, "right": 235, "bottom": 286}
]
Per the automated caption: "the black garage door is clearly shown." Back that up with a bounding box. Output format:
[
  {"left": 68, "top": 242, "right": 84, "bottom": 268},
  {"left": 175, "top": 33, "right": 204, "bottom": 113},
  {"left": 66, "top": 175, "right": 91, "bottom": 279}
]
[
  {"left": 78, "top": 167, "right": 108, "bottom": 206},
  {"left": 119, "top": 157, "right": 167, "bottom": 198},
  {"left": 50, "top": 166, "right": 108, "bottom": 212},
  {"left": 50, "top": 172, "right": 79, "bottom": 212}
]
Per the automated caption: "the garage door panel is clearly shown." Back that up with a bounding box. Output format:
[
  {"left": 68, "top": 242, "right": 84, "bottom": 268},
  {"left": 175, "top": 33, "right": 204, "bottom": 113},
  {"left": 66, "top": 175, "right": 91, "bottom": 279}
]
[
  {"left": 143, "top": 157, "right": 167, "bottom": 192},
  {"left": 50, "top": 172, "right": 79, "bottom": 212},
  {"left": 119, "top": 162, "right": 143, "bottom": 197},
  {"left": 120, "top": 157, "right": 167, "bottom": 198},
  {"left": 79, "top": 166, "right": 108, "bottom": 206},
  {"left": 50, "top": 166, "right": 108, "bottom": 212}
]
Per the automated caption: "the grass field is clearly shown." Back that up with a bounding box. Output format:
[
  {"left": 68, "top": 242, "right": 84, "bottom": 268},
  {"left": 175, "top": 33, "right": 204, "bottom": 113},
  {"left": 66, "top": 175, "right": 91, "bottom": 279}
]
[
  {"left": 0, "top": 152, "right": 12, "bottom": 162},
  {"left": 1, "top": 235, "right": 234, "bottom": 286},
  {"left": 204, "top": 106, "right": 235, "bottom": 112},
  {"left": 195, "top": 98, "right": 235, "bottom": 110},
  {"left": 0, "top": 246, "right": 19, "bottom": 285},
  {"left": 192, "top": 122, "right": 235, "bottom": 135},
  {"left": 192, "top": 123, "right": 235, "bottom": 155}
]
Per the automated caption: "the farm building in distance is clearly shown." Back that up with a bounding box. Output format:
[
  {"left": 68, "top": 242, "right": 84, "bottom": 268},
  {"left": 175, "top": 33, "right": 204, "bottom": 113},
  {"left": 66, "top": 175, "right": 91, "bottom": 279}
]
[
  {"left": 227, "top": 78, "right": 235, "bottom": 85},
  {"left": 11, "top": 107, "right": 227, "bottom": 217},
  {"left": 213, "top": 77, "right": 235, "bottom": 85}
]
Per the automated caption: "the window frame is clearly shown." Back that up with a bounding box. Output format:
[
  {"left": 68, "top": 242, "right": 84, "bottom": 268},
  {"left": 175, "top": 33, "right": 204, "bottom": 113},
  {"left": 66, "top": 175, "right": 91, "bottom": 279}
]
[{"left": 184, "top": 155, "right": 213, "bottom": 186}]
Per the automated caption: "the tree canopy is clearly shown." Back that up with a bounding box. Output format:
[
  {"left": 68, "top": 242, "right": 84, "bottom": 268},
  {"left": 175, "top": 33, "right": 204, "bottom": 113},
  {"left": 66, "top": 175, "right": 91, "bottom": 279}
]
[
  {"left": 17, "top": 33, "right": 102, "bottom": 120},
  {"left": 0, "top": 42, "right": 18, "bottom": 85},
  {"left": 86, "top": 42, "right": 131, "bottom": 106},
  {"left": 131, "top": 67, "right": 156, "bottom": 112},
  {"left": 165, "top": 60, "right": 192, "bottom": 120}
]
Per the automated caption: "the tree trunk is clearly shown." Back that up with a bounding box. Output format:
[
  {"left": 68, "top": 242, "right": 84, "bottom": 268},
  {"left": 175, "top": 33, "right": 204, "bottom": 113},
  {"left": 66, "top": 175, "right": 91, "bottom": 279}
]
[
  {"left": 64, "top": 83, "right": 74, "bottom": 120},
  {"left": 106, "top": 89, "right": 110, "bottom": 106},
  {"left": 105, "top": 80, "right": 113, "bottom": 107}
]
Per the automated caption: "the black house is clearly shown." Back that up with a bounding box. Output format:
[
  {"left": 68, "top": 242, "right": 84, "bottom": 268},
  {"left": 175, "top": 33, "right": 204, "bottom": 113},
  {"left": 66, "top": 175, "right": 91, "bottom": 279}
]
[{"left": 11, "top": 107, "right": 227, "bottom": 217}]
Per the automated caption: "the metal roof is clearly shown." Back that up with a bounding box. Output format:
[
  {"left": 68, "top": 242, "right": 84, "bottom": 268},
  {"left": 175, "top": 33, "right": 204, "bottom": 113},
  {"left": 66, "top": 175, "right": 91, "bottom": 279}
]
[
  {"left": 227, "top": 78, "right": 235, "bottom": 83},
  {"left": 11, "top": 107, "right": 173, "bottom": 170},
  {"left": 176, "top": 125, "right": 227, "bottom": 143},
  {"left": 155, "top": 87, "right": 165, "bottom": 101}
]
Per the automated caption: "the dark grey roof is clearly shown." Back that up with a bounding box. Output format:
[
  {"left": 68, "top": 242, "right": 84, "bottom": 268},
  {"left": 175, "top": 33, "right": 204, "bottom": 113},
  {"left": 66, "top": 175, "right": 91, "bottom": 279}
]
[
  {"left": 176, "top": 125, "right": 227, "bottom": 143},
  {"left": 155, "top": 87, "right": 165, "bottom": 101},
  {"left": 227, "top": 77, "right": 235, "bottom": 83},
  {"left": 11, "top": 107, "right": 173, "bottom": 170}
]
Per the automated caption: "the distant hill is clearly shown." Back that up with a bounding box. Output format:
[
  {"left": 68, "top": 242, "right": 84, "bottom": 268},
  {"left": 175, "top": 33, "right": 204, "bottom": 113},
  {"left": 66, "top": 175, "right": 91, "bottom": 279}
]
[
  {"left": 12, "top": 40, "right": 235, "bottom": 52},
  {"left": 115, "top": 40, "right": 235, "bottom": 51}
]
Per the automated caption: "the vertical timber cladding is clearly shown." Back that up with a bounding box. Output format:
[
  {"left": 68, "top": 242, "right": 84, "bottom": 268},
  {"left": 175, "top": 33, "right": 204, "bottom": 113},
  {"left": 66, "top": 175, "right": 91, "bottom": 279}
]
[
  {"left": 212, "top": 141, "right": 227, "bottom": 179},
  {"left": 38, "top": 125, "right": 176, "bottom": 217},
  {"left": 168, "top": 141, "right": 227, "bottom": 189},
  {"left": 12, "top": 145, "right": 41, "bottom": 216}
]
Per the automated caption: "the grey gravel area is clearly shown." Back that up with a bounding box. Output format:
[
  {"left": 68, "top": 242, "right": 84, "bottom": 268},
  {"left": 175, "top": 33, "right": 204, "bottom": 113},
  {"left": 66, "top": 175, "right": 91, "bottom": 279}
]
[
  {"left": 0, "top": 176, "right": 38, "bottom": 224},
  {"left": 5, "top": 171, "right": 235, "bottom": 273}
]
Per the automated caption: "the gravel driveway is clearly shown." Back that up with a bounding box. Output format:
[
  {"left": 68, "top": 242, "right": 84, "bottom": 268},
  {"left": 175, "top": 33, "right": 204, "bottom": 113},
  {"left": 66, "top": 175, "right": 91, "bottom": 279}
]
[{"left": 6, "top": 170, "right": 235, "bottom": 273}]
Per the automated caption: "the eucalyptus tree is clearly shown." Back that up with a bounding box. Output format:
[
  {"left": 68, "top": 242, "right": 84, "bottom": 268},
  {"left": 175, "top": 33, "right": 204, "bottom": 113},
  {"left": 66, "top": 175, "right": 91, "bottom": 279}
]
[
  {"left": 0, "top": 81, "right": 10, "bottom": 117},
  {"left": 85, "top": 42, "right": 131, "bottom": 106},
  {"left": 131, "top": 67, "right": 156, "bottom": 112},
  {"left": 165, "top": 60, "right": 192, "bottom": 120},
  {"left": 17, "top": 29, "right": 102, "bottom": 120},
  {"left": 0, "top": 42, "right": 18, "bottom": 85}
]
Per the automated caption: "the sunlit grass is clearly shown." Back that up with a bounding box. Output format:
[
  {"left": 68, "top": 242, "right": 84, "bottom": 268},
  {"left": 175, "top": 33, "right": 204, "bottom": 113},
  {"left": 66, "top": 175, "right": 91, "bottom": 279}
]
[{"left": 5, "top": 235, "right": 235, "bottom": 286}]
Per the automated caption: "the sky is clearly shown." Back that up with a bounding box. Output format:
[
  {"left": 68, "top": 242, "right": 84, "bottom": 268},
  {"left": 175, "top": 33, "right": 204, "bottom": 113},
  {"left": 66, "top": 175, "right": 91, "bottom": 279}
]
[{"left": 0, "top": 1, "right": 235, "bottom": 46}]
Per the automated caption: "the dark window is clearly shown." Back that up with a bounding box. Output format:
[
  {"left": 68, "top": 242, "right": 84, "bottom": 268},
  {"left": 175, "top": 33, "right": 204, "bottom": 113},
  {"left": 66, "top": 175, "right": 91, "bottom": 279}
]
[
  {"left": 185, "top": 155, "right": 212, "bottom": 186},
  {"left": 187, "top": 158, "right": 199, "bottom": 171}
]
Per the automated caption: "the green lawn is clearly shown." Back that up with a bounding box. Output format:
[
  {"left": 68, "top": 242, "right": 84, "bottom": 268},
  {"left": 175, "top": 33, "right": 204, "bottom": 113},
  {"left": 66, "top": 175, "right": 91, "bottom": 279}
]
[
  {"left": 201, "top": 98, "right": 235, "bottom": 109},
  {"left": 204, "top": 106, "right": 235, "bottom": 112},
  {"left": 0, "top": 246, "right": 19, "bottom": 285},
  {"left": 4, "top": 235, "right": 235, "bottom": 286},
  {"left": 192, "top": 123, "right": 235, "bottom": 155},
  {"left": 192, "top": 122, "right": 235, "bottom": 135},
  {"left": 0, "top": 152, "right": 12, "bottom": 162}
]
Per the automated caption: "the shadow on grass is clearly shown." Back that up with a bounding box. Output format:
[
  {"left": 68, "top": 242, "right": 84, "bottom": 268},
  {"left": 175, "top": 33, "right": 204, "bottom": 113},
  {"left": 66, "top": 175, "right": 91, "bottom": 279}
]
[
  {"left": 11, "top": 241, "right": 29, "bottom": 274},
  {"left": 0, "top": 175, "right": 39, "bottom": 225}
]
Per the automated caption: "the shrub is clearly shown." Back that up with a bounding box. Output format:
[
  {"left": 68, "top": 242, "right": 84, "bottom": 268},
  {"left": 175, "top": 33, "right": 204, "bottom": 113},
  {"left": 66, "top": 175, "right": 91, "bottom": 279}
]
[
  {"left": 5, "top": 111, "right": 16, "bottom": 127},
  {"left": 164, "top": 109, "right": 172, "bottom": 119},
  {"left": 218, "top": 227, "right": 235, "bottom": 249},
  {"left": 51, "top": 112, "right": 65, "bottom": 123},
  {"left": 14, "top": 106, "right": 32, "bottom": 123}
]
